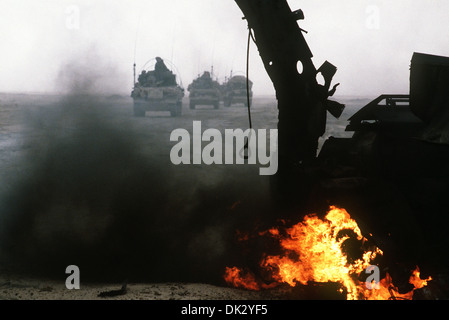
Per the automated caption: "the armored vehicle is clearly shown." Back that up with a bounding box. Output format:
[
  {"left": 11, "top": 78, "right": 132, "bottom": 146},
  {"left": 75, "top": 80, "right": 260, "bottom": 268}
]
[
  {"left": 187, "top": 71, "right": 221, "bottom": 109},
  {"left": 131, "top": 57, "right": 184, "bottom": 117},
  {"left": 222, "top": 75, "right": 253, "bottom": 107}
]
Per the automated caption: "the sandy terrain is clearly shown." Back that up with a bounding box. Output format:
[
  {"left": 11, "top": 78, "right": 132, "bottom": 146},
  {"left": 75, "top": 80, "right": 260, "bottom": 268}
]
[{"left": 0, "top": 272, "right": 286, "bottom": 300}]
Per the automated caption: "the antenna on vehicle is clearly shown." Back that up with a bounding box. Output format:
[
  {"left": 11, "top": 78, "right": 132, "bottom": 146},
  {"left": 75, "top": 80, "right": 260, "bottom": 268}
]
[
  {"left": 170, "top": 20, "right": 176, "bottom": 72},
  {"left": 210, "top": 33, "right": 216, "bottom": 76},
  {"left": 133, "top": 11, "right": 142, "bottom": 86},
  {"left": 197, "top": 50, "right": 201, "bottom": 78}
]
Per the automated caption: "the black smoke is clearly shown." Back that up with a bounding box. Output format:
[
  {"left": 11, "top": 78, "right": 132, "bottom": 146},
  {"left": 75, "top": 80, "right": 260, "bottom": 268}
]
[{"left": 0, "top": 61, "right": 277, "bottom": 285}]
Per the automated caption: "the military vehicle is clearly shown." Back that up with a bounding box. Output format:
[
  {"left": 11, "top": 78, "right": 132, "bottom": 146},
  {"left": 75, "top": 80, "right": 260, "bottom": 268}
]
[
  {"left": 222, "top": 75, "right": 253, "bottom": 107},
  {"left": 131, "top": 57, "right": 184, "bottom": 117},
  {"left": 187, "top": 71, "right": 221, "bottom": 109}
]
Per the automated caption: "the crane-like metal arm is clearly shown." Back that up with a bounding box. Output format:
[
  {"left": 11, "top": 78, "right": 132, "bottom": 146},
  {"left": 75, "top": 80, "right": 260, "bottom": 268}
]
[{"left": 235, "top": 0, "right": 343, "bottom": 199}]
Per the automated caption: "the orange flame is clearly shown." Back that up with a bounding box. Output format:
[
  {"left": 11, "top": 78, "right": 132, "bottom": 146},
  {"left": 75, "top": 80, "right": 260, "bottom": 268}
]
[
  {"left": 409, "top": 266, "right": 432, "bottom": 289},
  {"left": 223, "top": 266, "right": 277, "bottom": 291},
  {"left": 224, "top": 206, "right": 431, "bottom": 300},
  {"left": 223, "top": 267, "right": 261, "bottom": 291}
]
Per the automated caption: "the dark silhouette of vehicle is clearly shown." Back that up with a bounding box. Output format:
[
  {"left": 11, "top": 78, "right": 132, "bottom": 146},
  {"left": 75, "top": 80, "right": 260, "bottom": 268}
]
[
  {"left": 131, "top": 57, "right": 184, "bottom": 117},
  {"left": 187, "top": 71, "right": 221, "bottom": 109},
  {"left": 222, "top": 75, "right": 253, "bottom": 107}
]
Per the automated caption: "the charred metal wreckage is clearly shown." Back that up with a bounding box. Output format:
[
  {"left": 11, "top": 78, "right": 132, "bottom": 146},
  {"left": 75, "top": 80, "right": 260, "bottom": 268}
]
[
  {"left": 235, "top": 0, "right": 449, "bottom": 279},
  {"left": 234, "top": 0, "right": 345, "bottom": 204}
]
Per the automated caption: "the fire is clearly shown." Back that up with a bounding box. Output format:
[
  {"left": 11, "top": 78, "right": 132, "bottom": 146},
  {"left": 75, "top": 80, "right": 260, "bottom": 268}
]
[
  {"left": 223, "top": 267, "right": 261, "bottom": 291},
  {"left": 223, "top": 266, "right": 277, "bottom": 291},
  {"left": 224, "top": 206, "right": 431, "bottom": 300},
  {"left": 409, "top": 266, "right": 432, "bottom": 289}
]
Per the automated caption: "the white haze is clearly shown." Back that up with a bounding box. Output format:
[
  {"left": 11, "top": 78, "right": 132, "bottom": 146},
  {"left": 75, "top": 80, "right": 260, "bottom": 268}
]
[{"left": 1, "top": 0, "right": 449, "bottom": 97}]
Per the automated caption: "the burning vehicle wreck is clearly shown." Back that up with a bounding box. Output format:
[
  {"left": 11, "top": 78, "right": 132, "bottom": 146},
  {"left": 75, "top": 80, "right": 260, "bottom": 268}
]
[
  {"left": 222, "top": 0, "right": 449, "bottom": 300},
  {"left": 222, "top": 52, "right": 449, "bottom": 296}
]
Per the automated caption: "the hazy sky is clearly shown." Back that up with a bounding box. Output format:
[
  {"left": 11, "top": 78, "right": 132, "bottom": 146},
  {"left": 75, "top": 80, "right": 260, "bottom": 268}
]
[{"left": 1, "top": 0, "right": 449, "bottom": 97}]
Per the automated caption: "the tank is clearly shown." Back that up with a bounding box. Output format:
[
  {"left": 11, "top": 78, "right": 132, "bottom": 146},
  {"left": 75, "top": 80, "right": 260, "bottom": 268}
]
[
  {"left": 187, "top": 71, "right": 221, "bottom": 109},
  {"left": 222, "top": 75, "right": 253, "bottom": 107},
  {"left": 131, "top": 57, "right": 184, "bottom": 117}
]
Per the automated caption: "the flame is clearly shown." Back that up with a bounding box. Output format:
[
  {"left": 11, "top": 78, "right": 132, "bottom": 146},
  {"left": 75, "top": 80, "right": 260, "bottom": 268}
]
[
  {"left": 409, "top": 266, "right": 432, "bottom": 289},
  {"left": 223, "top": 266, "right": 277, "bottom": 291},
  {"left": 223, "top": 267, "right": 260, "bottom": 291},
  {"left": 224, "top": 206, "right": 431, "bottom": 300}
]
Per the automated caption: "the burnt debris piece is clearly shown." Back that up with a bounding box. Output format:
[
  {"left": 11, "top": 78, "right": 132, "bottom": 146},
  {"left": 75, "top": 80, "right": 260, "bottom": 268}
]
[{"left": 98, "top": 281, "right": 128, "bottom": 298}]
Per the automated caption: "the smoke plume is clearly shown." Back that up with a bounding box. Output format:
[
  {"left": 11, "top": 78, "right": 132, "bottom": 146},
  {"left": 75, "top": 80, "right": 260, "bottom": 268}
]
[{"left": 0, "top": 57, "right": 276, "bottom": 284}]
